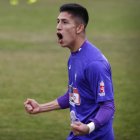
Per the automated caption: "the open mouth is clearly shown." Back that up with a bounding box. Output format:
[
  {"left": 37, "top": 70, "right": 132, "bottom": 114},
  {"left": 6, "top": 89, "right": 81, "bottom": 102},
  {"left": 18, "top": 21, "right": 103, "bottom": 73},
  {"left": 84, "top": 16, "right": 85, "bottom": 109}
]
[{"left": 57, "top": 33, "right": 63, "bottom": 40}]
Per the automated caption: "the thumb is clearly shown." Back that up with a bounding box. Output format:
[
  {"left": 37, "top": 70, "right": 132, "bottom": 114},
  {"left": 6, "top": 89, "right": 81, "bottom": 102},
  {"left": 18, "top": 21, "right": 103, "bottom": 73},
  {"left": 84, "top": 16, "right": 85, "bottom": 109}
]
[{"left": 24, "top": 98, "right": 33, "bottom": 105}]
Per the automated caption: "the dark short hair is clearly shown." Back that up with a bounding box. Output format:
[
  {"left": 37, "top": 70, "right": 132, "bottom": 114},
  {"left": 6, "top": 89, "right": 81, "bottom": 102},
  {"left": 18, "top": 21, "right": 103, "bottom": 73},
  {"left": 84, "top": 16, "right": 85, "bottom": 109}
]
[{"left": 59, "top": 3, "right": 89, "bottom": 28}]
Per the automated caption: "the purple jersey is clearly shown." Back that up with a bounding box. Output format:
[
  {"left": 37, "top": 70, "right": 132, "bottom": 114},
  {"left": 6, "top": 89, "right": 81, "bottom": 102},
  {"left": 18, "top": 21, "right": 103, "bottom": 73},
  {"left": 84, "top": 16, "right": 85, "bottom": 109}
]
[
  {"left": 67, "top": 40, "right": 114, "bottom": 140},
  {"left": 57, "top": 40, "right": 114, "bottom": 139}
]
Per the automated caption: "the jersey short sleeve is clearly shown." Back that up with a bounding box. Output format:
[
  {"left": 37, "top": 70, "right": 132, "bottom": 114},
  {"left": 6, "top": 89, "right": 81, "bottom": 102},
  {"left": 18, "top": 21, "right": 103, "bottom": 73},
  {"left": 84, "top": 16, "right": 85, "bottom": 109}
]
[{"left": 85, "top": 60, "right": 114, "bottom": 103}]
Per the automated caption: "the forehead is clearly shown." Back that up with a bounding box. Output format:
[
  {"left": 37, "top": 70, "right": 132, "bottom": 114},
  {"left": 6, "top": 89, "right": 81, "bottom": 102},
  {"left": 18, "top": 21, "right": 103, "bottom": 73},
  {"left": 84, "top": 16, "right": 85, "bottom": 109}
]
[{"left": 57, "top": 12, "right": 74, "bottom": 20}]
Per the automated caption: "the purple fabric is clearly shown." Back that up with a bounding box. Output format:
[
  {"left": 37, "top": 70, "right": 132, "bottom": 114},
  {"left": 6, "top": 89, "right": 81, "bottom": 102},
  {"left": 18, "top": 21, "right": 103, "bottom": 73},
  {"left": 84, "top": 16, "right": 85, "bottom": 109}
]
[
  {"left": 57, "top": 92, "right": 115, "bottom": 130},
  {"left": 57, "top": 91, "right": 69, "bottom": 109},
  {"left": 90, "top": 100, "right": 115, "bottom": 129}
]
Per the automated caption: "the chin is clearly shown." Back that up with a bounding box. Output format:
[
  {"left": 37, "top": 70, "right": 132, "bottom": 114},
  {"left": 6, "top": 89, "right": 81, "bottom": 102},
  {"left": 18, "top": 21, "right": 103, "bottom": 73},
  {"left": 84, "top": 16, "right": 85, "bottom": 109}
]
[{"left": 59, "top": 43, "right": 68, "bottom": 48}]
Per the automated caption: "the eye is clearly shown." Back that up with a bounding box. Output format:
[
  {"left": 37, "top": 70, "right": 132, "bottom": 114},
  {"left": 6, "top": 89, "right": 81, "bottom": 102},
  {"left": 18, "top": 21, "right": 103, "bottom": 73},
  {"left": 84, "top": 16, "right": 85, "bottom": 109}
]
[
  {"left": 57, "top": 19, "right": 69, "bottom": 24},
  {"left": 57, "top": 20, "right": 60, "bottom": 24},
  {"left": 62, "top": 20, "right": 69, "bottom": 24}
]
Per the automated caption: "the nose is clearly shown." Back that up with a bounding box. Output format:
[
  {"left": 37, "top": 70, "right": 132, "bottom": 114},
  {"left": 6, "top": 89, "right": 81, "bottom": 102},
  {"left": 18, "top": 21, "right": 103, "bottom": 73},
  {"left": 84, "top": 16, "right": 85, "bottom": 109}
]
[{"left": 57, "top": 22, "right": 62, "bottom": 31}]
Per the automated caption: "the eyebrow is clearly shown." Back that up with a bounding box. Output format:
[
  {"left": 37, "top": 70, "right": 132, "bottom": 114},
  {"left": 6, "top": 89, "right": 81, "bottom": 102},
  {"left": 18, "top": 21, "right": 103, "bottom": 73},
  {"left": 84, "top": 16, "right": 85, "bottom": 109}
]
[{"left": 57, "top": 18, "right": 69, "bottom": 21}]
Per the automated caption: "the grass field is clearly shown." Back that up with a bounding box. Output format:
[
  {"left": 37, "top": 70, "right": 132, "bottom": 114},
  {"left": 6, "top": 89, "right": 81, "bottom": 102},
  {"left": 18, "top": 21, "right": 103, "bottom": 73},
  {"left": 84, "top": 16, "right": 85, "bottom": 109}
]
[{"left": 0, "top": 0, "right": 140, "bottom": 140}]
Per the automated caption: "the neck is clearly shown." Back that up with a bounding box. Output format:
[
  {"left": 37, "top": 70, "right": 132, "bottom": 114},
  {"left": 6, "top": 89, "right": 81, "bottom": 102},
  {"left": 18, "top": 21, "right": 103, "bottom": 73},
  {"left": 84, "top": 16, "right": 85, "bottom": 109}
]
[{"left": 69, "top": 36, "right": 86, "bottom": 52}]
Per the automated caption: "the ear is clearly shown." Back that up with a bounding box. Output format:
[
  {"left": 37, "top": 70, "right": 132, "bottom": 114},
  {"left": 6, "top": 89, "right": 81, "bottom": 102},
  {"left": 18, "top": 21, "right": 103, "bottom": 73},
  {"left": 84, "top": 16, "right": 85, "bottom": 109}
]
[{"left": 76, "top": 24, "right": 85, "bottom": 34}]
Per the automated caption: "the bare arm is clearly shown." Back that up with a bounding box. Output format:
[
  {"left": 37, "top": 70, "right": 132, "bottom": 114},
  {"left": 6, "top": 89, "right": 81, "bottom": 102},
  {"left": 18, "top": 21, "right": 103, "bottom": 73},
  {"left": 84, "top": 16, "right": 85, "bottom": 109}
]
[
  {"left": 39, "top": 99, "right": 61, "bottom": 112},
  {"left": 24, "top": 98, "right": 61, "bottom": 114}
]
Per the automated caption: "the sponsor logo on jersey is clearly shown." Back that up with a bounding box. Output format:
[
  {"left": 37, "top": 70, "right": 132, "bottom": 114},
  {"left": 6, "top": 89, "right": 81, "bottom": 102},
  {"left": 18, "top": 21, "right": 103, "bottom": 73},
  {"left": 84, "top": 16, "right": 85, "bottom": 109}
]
[
  {"left": 98, "top": 81, "right": 105, "bottom": 96},
  {"left": 69, "top": 85, "right": 81, "bottom": 106}
]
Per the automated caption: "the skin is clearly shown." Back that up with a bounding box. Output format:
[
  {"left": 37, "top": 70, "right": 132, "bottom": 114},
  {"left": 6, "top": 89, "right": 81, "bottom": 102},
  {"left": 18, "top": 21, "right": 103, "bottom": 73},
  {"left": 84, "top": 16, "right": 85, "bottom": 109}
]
[
  {"left": 56, "top": 12, "right": 86, "bottom": 52},
  {"left": 24, "top": 11, "right": 89, "bottom": 136}
]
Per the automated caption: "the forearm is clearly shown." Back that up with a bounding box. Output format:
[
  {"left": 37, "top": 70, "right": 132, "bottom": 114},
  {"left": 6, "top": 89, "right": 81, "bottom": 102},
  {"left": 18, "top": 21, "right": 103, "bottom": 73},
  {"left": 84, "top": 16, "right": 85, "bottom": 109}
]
[
  {"left": 39, "top": 99, "right": 61, "bottom": 113},
  {"left": 90, "top": 100, "right": 115, "bottom": 129}
]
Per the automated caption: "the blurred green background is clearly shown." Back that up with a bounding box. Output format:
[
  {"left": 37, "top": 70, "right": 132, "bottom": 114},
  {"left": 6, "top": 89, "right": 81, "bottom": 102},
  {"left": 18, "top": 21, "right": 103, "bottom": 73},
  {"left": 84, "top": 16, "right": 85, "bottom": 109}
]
[{"left": 0, "top": 0, "right": 140, "bottom": 140}]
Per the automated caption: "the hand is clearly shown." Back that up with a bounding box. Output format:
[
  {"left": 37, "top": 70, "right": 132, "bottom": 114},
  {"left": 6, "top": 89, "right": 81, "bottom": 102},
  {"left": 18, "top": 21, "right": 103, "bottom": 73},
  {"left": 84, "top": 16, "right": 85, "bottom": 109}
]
[
  {"left": 71, "top": 121, "right": 89, "bottom": 136},
  {"left": 24, "top": 98, "right": 40, "bottom": 114}
]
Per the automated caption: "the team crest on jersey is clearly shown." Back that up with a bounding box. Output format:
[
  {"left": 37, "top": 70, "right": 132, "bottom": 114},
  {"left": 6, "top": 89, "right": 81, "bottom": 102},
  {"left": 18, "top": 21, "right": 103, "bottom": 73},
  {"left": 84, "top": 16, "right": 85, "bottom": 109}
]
[
  {"left": 98, "top": 81, "right": 105, "bottom": 96},
  {"left": 69, "top": 85, "right": 81, "bottom": 106}
]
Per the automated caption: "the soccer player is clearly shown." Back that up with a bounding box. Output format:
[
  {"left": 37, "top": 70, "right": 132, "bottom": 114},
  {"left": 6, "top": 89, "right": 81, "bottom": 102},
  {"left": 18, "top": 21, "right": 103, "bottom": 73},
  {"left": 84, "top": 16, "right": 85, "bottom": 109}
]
[{"left": 24, "top": 3, "right": 115, "bottom": 140}]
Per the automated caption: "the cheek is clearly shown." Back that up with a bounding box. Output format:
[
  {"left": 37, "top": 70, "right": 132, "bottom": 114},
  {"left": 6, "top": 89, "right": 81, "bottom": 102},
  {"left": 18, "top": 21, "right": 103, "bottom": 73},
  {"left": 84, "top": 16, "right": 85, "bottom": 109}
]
[{"left": 65, "top": 29, "right": 76, "bottom": 40}]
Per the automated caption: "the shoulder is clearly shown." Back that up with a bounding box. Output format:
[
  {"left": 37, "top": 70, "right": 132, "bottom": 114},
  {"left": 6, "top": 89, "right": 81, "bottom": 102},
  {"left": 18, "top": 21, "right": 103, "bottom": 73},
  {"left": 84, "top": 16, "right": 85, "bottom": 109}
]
[
  {"left": 84, "top": 41, "right": 100, "bottom": 54},
  {"left": 86, "top": 61, "right": 103, "bottom": 72},
  {"left": 83, "top": 41, "right": 108, "bottom": 62},
  {"left": 85, "top": 60, "right": 111, "bottom": 74}
]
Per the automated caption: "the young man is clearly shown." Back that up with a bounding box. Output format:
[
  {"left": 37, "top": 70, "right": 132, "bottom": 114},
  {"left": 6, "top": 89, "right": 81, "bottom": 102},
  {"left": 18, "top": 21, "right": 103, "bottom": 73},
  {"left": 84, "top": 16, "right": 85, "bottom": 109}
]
[{"left": 24, "top": 3, "right": 115, "bottom": 140}]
